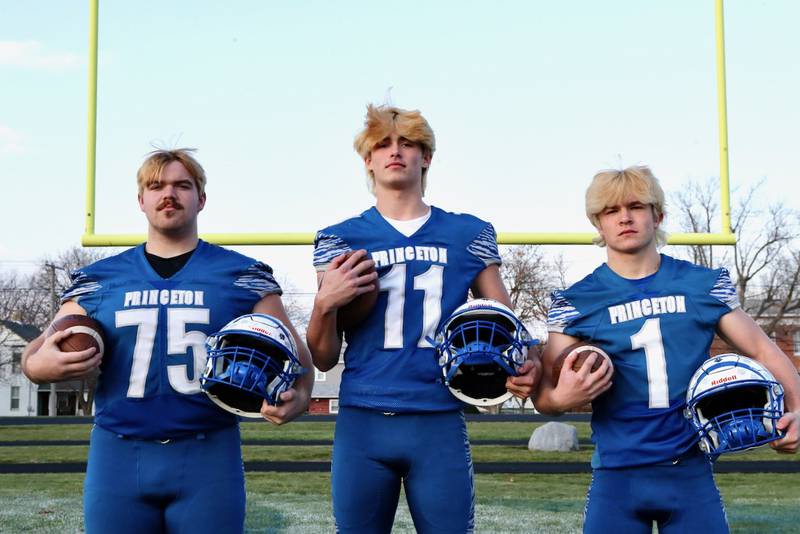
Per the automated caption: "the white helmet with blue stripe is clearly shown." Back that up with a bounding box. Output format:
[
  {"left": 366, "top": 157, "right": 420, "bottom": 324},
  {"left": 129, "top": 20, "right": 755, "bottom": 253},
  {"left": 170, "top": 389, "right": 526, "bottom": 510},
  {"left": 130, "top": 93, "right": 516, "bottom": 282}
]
[
  {"left": 435, "top": 298, "right": 536, "bottom": 407},
  {"left": 201, "top": 313, "right": 305, "bottom": 418},
  {"left": 685, "top": 353, "right": 784, "bottom": 459}
]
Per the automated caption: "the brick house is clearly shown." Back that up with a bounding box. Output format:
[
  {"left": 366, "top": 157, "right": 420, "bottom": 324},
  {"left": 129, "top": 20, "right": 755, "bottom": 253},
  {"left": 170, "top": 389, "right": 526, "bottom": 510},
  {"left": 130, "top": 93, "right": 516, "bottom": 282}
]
[
  {"left": 710, "top": 312, "right": 800, "bottom": 372},
  {"left": 308, "top": 359, "right": 344, "bottom": 414}
]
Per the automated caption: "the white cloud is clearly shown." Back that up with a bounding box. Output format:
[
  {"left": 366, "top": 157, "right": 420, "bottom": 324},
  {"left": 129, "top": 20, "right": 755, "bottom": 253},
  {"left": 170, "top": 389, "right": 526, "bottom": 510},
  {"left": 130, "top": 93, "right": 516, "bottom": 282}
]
[
  {"left": 0, "top": 40, "right": 80, "bottom": 70},
  {"left": 0, "top": 125, "right": 26, "bottom": 155}
]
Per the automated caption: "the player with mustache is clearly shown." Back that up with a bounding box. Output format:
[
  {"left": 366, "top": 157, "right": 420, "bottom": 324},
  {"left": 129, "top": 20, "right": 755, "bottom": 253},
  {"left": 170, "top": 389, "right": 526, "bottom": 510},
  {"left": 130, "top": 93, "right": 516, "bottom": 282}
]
[{"left": 23, "top": 148, "right": 313, "bottom": 533}]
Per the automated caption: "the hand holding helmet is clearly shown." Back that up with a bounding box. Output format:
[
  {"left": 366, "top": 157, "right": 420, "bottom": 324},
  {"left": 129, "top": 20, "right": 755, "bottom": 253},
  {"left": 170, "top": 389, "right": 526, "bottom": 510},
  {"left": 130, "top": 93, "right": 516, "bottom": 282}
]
[
  {"left": 201, "top": 313, "right": 306, "bottom": 418},
  {"left": 434, "top": 298, "right": 538, "bottom": 406},
  {"left": 685, "top": 353, "right": 784, "bottom": 459}
]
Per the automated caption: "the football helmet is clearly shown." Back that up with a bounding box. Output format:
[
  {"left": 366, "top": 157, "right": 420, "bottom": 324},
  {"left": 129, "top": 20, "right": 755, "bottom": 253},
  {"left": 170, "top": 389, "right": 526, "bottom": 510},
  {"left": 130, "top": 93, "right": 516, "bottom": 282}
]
[
  {"left": 434, "top": 298, "right": 536, "bottom": 406},
  {"left": 201, "top": 313, "right": 305, "bottom": 418},
  {"left": 685, "top": 353, "right": 784, "bottom": 459}
]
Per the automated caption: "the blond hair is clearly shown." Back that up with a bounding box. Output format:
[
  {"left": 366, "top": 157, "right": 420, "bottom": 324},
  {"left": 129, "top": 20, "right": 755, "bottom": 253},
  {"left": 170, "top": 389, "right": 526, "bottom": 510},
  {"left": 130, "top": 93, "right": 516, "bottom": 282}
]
[
  {"left": 585, "top": 165, "right": 667, "bottom": 248},
  {"left": 137, "top": 148, "right": 207, "bottom": 196},
  {"left": 353, "top": 104, "right": 436, "bottom": 195}
]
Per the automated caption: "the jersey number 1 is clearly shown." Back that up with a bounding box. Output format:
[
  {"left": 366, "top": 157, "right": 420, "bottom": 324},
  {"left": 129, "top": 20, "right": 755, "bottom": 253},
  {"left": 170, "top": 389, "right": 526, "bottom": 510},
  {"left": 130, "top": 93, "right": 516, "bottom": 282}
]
[{"left": 630, "top": 318, "right": 669, "bottom": 409}]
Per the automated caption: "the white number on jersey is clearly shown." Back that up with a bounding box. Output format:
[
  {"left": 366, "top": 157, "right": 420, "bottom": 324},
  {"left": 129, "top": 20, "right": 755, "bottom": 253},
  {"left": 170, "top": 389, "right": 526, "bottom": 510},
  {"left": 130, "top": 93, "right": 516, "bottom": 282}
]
[
  {"left": 380, "top": 264, "right": 444, "bottom": 349},
  {"left": 630, "top": 317, "right": 669, "bottom": 408},
  {"left": 116, "top": 307, "right": 210, "bottom": 397}
]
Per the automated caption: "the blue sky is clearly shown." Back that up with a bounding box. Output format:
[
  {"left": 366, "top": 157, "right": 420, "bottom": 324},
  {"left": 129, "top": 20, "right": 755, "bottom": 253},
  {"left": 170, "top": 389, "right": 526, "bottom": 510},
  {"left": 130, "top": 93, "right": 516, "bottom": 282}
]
[{"left": 1, "top": 1, "right": 798, "bottom": 295}]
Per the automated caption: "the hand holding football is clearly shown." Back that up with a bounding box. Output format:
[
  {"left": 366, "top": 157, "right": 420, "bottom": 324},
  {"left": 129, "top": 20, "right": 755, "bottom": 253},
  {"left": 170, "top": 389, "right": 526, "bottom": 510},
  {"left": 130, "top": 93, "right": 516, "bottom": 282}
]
[
  {"left": 551, "top": 341, "right": 611, "bottom": 387},
  {"left": 45, "top": 314, "right": 105, "bottom": 357},
  {"left": 336, "top": 251, "right": 379, "bottom": 332}
]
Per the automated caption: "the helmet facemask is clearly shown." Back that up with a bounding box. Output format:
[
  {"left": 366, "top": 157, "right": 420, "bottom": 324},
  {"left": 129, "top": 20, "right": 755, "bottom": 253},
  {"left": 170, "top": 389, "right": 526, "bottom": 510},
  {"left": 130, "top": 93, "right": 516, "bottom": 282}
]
[
  {"left": 685, "top": 354, "right": 784, "bottom": 459},
  {"left": 435, "top": 299, "right": 534, "bottom": 407},
  {"left": 201, "top": 314, "right": 305, "bottom": 418}
]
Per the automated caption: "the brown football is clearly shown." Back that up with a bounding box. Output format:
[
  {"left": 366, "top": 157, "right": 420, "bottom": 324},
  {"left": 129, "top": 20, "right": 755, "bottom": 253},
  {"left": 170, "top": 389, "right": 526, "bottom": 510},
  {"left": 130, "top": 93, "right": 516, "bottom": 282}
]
[
  {"left": 551, "top": 341, "right": 611, "bottom": 387},
  {"left": 336, "top": 251, "right": 379, "bottom": 332},
  {"left": 45, "top": 314, "right": 105, "bottom": 356}
]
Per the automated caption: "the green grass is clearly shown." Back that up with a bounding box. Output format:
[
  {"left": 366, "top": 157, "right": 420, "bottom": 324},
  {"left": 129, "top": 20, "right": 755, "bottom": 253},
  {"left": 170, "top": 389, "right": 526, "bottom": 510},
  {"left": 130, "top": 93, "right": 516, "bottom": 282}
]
[
  {"left": 2, "top": 420, "right": 799, "bottom": 532},
  {"left": 3, "top": 472, "right": 799, "bottom": 533},
  {"left": 240, "top": 421, "right": 336, "bottom": 441},
  {"left": 0, "top": 445, "right": 90, "bottom": 463},
  {"left": 0, "top": 421, "right": 582, "bottom": 442},
  {"left": 0, "top": 444, "right": 596, "bottom": 464},
  {"left": 2, "top": 420, "right": 797, "bottom": 465},
  {"left": 0, "top": 424, "right": 93, "bottom": 441}
]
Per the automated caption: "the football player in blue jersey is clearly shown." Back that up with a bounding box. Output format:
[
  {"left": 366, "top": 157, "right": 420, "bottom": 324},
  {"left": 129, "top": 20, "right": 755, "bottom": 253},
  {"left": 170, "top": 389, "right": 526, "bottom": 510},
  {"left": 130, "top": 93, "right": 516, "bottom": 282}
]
[
  {"left": 306, "top": 104, "right": 541, "bottom": 533},
  {"left": 22, "top": 148, "right": 313, "bottom": 534},
  {"left": 533, "top": 165, "right": 800, "bottom": 533}
]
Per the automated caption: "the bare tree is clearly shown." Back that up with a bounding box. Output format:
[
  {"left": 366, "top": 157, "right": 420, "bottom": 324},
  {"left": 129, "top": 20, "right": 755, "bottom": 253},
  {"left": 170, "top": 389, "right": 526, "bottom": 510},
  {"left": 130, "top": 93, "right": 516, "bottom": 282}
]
[
  {"left": 500, "top": 245, "right": 568, "bottom": 325},
  {"left": 670, "top": 178, "right": 800, "bottom": 335},
  {"left": 1, "top": 246, "right": 114, "bottom": 413},
  {"left": 1, "top": 247, "right": 114, "bottom": 329},
  {"left": 0, "top": 273, "right": 51, "bottom": 328},
  {"left": 0, "top": 329, "right": 18, "bottom": 382},
  {"left": 32, "top": 246, "right": 115, "bottom": 302},
  {"left": 672, "top": 178, "right": 719, "bottom": 268},
  {"left": 275, "top": 276, "right": 312, "bottom": 335}
]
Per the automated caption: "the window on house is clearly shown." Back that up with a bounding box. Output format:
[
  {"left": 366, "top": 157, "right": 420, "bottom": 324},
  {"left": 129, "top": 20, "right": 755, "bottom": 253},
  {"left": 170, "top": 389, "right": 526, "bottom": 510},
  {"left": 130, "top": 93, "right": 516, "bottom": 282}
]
[
  {"left": 12, "top": 350, "right": 22, "bottom": 374},
  {"left": 329, "top": 399, "right": 339, "bottom": 414},
  {"left": 315, "top": 369, "right": 326, "bottom": 382},
  {"left": 10, "top": 386, "right": 20, "bottom": 410},
  {"left": 794, "top": 331, "right": 800, "bottom": 356}
]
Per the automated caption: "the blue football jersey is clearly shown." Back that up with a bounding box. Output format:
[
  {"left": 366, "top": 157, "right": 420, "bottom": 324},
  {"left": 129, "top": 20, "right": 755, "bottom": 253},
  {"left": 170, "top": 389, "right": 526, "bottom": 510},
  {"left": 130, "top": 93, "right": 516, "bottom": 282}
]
[
  {"left": 314, "top": 206, "right": 501, "bottom": 412},
  {"left": 547, "top": 254, "right": 739, "bottom": 468},
  {"left": 62, "top": 240, "right": 281, "bottom": 439}
]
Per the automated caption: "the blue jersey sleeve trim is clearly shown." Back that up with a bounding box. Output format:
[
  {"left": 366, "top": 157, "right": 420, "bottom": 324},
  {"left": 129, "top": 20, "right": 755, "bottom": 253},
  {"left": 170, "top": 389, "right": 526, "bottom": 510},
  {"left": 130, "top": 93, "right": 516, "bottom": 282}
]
[
  {"left": 547, "top": 290, "right": 580, "bottom": 333},
  {"left": 60, "top": 269, "right": 101, "bottom": 304},
  {"left": 234, "top": 262, "right": 282, "bottom": 298},
  {"left": 466, "top": 224, "right": 501, "bottom": 267},
  {"left": 709, "top": 268, "right": 740, "bottom": 310},
  {"left": 313, "top": 232, "right": 351, "bottom": 271}
]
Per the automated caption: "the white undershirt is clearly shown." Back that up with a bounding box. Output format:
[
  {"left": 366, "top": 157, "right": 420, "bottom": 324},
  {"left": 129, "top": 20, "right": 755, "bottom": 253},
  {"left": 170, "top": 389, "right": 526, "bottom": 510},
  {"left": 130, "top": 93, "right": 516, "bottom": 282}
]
[{"left": 381, "top": 209, "right": 432, "bottom": 237}]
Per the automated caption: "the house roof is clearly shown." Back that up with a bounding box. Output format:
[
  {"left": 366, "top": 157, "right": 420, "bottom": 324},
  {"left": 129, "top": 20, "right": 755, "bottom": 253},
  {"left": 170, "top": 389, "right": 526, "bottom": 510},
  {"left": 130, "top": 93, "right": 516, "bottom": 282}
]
[{"left": 0, "top": 320, "right": 42, "bottom": 342}]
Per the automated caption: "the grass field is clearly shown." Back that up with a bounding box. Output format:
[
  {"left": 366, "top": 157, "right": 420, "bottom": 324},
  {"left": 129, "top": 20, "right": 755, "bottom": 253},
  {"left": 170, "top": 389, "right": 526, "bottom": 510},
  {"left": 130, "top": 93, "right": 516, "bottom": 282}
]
[{"left": 2, "top": 420, "right": 799, "bottom": 532}]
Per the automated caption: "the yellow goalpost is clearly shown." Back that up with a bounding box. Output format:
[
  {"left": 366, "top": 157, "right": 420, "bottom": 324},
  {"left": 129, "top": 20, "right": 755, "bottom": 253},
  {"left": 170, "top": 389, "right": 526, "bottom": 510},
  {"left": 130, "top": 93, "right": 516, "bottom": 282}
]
[{"left": 80, "top": 0, "right": 735, "bottom": 247}]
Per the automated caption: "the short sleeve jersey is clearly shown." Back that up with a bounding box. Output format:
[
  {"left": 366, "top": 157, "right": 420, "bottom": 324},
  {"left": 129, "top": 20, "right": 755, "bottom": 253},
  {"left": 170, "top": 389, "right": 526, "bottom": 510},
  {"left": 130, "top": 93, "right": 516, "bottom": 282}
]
[
  {"left": 62, "top": 240, "right": 281, "bottom": 439},
  {"left": 547, "top": 255, "right": 739, "bottom": 468},
  {"left": 314, "top": 206, "right": 501, "bottom": 413}
]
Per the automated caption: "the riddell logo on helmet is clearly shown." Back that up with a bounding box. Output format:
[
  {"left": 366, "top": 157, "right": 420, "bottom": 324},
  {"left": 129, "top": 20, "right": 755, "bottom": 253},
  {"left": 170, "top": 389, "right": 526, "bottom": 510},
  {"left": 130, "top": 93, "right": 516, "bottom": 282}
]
[
  {"left": 252, "top": 327, "right": 272, "bottom": 337},
  {"left": 711, "top": 375, "right": 737, "bottom": 386}
]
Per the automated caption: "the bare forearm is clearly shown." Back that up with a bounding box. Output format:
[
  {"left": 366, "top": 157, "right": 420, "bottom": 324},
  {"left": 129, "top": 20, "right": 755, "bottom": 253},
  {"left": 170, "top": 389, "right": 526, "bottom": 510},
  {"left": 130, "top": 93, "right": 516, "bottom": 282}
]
[
  {"left": 21, "top": 336, "right": 47, "bottom": 384},
  {"left": 22, "top": 332, "right": 100, "bottom": 384},
  {"left": 719, "top": 309, "right": 800, "bottom": 411},
  {"left": 532, "top": 384, "right": 575, "bottom": 415},
  {"left": 532, "top": 390, "right": 567, "bottom": 416},
  {"left": 306, "top": 297, "right": 343, "bottom": 372},
  {"left": 293, "top": 339, "right": 315, "bottom": 397},
  {"left": 471, "top": 264, "right": 512, "bottom": 306},
  {"left": 755, "top": 343, "right": 800, "bottom": 411}
]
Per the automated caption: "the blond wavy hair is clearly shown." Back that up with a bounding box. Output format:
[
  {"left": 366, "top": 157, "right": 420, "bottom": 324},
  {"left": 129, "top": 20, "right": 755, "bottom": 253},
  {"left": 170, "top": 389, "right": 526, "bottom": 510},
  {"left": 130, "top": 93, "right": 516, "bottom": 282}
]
[
  {"left": 137, "top": 148, "right": 207, "bottom": 196},
  {"left": 353, "top": 104, "right": 435, "bottom": 195},
  {"left": 585, "top": 165, "right": 667, "bottom": 248}
]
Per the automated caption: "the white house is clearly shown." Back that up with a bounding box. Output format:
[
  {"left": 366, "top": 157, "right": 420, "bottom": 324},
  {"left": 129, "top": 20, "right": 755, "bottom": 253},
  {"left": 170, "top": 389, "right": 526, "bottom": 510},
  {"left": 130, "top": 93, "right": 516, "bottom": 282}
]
[
  {"left": 0, "top": 320, "right": 40, "bottom": 416},
  {"left": 0, "top": 320, "right": 88, "bottom": 416}
]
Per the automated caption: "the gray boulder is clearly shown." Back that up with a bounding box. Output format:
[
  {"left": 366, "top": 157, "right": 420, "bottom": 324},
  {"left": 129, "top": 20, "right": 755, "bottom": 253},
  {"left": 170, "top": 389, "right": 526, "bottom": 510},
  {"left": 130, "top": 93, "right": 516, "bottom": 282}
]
[{"left": 528, "top": 421, "right": 580, "bottom": 452}]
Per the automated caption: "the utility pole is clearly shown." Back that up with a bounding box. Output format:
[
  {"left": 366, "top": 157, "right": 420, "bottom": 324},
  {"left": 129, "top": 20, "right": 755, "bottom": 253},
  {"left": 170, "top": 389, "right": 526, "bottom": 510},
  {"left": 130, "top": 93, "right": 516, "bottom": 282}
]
[{"left": 46, "top": 263, "right": 57, "bottom": 417}]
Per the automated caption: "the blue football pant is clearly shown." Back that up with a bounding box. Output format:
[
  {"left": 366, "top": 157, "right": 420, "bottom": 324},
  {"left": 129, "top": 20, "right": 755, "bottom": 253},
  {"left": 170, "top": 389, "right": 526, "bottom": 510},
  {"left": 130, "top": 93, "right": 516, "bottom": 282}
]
[
  {"left": 332, "top": 407, "right": 475, "bottom": 534},
  {"left": 84, "top": 424, "right": 245, "bottom": 534},
  {"left": 584, "top": 451, "right": 728, "bottom": 534}
]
